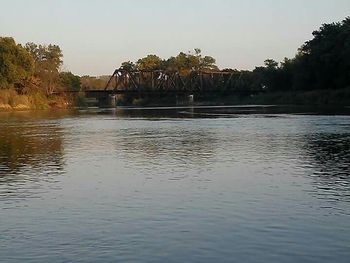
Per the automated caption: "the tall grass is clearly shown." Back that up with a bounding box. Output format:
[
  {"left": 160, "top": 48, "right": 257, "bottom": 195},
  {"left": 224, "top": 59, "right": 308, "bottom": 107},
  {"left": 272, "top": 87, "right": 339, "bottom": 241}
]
[{"left": 0, "top": 89, "right": 68, "bottom": 111}]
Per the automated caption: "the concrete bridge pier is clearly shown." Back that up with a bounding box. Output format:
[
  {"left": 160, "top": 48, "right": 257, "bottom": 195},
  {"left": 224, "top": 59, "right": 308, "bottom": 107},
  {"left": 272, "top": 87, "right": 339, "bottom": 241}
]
[
  {"left": 109, "top": 94, "right": 117, "bottom": 108},
  {"left": 94, "top": 93, "right": 116, "bottom": 108},
  {"left": 176, "top": 94, "right": 194, "bottom": 106},
  {"left": 188, "top": 94, "right": 194, "bottom": 105}
]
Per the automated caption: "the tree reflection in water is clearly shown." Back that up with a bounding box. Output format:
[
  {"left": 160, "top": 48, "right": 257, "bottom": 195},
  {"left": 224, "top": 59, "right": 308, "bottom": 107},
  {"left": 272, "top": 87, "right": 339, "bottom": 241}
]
[
  {"left": 304, "top": 133, "right": 350, "bottom": 201},
  {"left": 0, "top": 112, "right": 65, "bottom": 200}
]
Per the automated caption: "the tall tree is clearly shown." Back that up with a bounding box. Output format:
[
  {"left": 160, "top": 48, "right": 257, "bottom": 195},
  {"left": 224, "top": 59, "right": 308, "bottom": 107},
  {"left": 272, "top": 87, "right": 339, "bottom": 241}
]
[
  {"left": 0, "top": 37, "right": 34, "bottom": 89},
  {"left": 165, "top": 49, "right": 218, "bottom": 75},
  {"left": 295, "top": 17, "right": 350, "bottom": 90},
  {"left": 136, "top": 55, "right": 163, "bottom": 70},
  {"left": 59, "top": 72, "right": 81, "bottom": 92},
  {"left": 25, "top": 43, "right": 63, "bottom": 95},
  {"left": 120, "top": 61, "right": 136, "bottom": 71}
]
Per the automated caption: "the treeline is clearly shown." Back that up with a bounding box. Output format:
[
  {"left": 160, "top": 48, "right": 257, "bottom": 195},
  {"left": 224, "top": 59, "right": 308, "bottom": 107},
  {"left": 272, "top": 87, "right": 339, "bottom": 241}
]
[
  {"left": 252, "top": 17, "right": 350, "bottom": 93},
  {"left": 1, "top": 16, "right": 350, "bottom": 108},
  {"left": 0, "top": 37, "right": 80, "bottom": 109},
  {"left": 120, "top": 48, "right": 218, "bottom": 74},
  {"left": 0, "top": 38, "right": 81, "bottom": 93},
  {"left": 114, "top": 17, "right": 350, "bottom": 101},
  {"left": 80, "top": 49, "right": 218, "bottom": 91}
]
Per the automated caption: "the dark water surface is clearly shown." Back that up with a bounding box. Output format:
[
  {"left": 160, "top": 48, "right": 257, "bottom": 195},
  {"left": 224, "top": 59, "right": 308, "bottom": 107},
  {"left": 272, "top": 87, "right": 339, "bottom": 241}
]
[{"left": 0, "top": 106, "right": 349, "bottom": 262}]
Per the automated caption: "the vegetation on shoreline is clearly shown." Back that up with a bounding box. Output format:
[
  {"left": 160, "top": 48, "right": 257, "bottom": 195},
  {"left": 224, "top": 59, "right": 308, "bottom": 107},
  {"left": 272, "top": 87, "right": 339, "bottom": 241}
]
[
  {"left": 117, "top": 17, "right": 350, "bottom": 106},
  {"left": 0, "top": 37, "right": 80, "bottom": 111},
  {"left": 0, "top": 89, "right": 69, "bottom": 111},
  {"left": 196, "top": 88, "right": 350, "bottom": 107},
  {"left": 1, "top": 17, "right": 350, "bottom": 110}
]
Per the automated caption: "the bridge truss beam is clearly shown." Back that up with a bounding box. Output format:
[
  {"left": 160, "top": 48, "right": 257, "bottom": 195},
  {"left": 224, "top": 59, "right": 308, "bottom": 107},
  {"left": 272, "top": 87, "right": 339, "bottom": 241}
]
[{"left": 104, "top": 69, "right": 247, "bottom": 94}]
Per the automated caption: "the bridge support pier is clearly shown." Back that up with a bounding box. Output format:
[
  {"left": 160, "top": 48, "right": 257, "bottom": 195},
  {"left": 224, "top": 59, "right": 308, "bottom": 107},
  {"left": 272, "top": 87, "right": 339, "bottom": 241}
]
[
  {"left": 188, "top": 94, "right": 194, "bottom": 105},
  {"left": 176, "top": 94, "right": 194, "bottom": 106},
  {"left": 109, "top": 94, "right": 116, "bottom": 108},
  {"left": 93, "top": 93, "right": 117, "bottom": 108}
]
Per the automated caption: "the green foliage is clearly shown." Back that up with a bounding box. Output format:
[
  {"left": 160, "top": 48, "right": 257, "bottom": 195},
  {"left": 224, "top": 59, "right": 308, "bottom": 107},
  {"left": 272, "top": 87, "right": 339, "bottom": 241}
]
[
  {"left": 253, "top": 59, "right": 282, "bottom": 91},
  {"left": 0, "top": 37, "right": 34, "bottom": 89},
  {"left": 295, "top": 17, "right": 350, "bottom": 90},
  {"left": 120, "top": 49, "right": 219, "bottom": 75},
  {"left": 264, "top": 59, "right": 279, "bottom": 69},
  {"left": 2, "top": 16, "right": 350, "bottom": 108},
  {"left": 120, "top": 61, "right": 136, "bottom": 71},
  {"left": 254, "top": 17, "right": 350, "bottom": 93},
  {"left": 0, "top": 37, "right": 74, "bottom": 110},
  {"left": 59, "top": 72, "right": 81, "bottom": 91},
  {"left": 165, "top": 49, "right": 218, "bottom": 74},
  {"left": 136, "top": 55, "right": 163, "bottom": 70},
  {"left": 25, "top": 42, "right": 63, "bottom": 95}
]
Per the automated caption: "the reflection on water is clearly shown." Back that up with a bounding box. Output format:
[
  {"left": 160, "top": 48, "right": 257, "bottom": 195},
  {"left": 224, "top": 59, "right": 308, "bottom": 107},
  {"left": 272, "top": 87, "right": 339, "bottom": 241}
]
[
  {"left": 0, "top": 106, "right": 349, "bottom": 263},
  {"left": 0, "top": 111, "right": 66, "bottom": 201},
  {"left": 304, "top": 134, "right": 350, "bottom": 201}
]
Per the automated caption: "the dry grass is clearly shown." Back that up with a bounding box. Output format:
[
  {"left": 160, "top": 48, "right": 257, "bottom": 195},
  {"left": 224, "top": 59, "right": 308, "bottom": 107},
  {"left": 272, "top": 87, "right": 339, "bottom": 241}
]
[{"left": 0, "top": 89, "right": 69, "bottom": 111}]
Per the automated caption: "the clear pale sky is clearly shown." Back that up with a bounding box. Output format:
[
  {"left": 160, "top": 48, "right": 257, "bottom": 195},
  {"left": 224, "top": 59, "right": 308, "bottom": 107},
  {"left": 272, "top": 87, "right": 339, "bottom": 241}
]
[{"left": 1, "top": 0, "right": 349, "bottom": 76}]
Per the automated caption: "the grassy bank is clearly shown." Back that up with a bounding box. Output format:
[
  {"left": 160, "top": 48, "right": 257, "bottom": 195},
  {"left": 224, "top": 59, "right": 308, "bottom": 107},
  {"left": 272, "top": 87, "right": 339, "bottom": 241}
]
[{"left": 0, "top": 89, "right": 69, "bottom": 111}]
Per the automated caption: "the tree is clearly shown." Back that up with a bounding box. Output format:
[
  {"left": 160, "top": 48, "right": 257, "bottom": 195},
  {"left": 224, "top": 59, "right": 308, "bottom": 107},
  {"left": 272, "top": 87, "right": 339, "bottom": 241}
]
[
  {"left": 165, "top": 49, "right": 218, "bottom": 75},
  {"left": 278, "top": 57, "right": 295, "bottom": 91},
  {"left": 25, "top": 42, "right": 63, "bottom": 94},
  {"left": 120, "top": 61, "right": 136, "bottom": 71},
  {"left": 201, "top": 56, "right": 218, "bottom": 71},
  {"left": 294, "top": 17, "right": 350, "bottom": 90},
  {"left": 59, "top": 72, "right": 81, "bottom": 91},
  {"left": 136, "top": 55, "right": 163, "bottom": 70},
  {"left": 0, "top": 37, "right": 34, "bottom": 89},
  {"left": 264, "top": 59, "right": 279, "bottom": 69},
  {"left": 80, "top": 75, "right": 112, "bottom": 91},
  {"left": 252, "top": 59, "right": 281, "bottom": 91}
]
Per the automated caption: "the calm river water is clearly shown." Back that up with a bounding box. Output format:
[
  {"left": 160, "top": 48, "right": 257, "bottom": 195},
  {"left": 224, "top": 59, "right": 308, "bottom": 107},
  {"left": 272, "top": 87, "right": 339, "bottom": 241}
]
[{"left": 0, "top": 106, "right": 349, "bottom": 262}]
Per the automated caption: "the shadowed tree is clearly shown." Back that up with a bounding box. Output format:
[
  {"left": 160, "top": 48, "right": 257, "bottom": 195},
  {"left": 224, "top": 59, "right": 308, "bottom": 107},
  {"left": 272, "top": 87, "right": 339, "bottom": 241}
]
[
  {"left": 293, "top": 17, "right": 350, "bottom": 90},
  {"left": 59, "top": 72, "right": 81, "bottom": 92},
  {"left": 120, "top": 61, "right": 136, "bottom": 71}
]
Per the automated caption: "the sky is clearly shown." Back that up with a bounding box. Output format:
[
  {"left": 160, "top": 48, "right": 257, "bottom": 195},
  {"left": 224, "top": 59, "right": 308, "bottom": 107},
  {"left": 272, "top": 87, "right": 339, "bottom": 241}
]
[{"left": 1, "top": 0, "right": 349, "bottom": 76}]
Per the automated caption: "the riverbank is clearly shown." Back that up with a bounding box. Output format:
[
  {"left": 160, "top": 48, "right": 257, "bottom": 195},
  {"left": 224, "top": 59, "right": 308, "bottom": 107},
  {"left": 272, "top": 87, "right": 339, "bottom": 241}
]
[
  {"left": 112, "top": 88, "right": 350, "bottom": 108},
  {"left": 2, "top": 88, "right": 350, "bottom": 111},
  {"left": 218, "top": 88, "right": 350, "bottom": 107},
  {"left": 0, "top": 89, "right": 69, "bottom": 111}
]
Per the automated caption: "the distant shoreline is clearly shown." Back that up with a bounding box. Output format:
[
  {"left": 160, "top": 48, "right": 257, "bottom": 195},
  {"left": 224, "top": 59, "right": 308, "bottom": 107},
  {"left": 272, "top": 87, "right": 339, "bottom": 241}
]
[{"left": 1, "top": 88, "right": 350, "bottom": 112}]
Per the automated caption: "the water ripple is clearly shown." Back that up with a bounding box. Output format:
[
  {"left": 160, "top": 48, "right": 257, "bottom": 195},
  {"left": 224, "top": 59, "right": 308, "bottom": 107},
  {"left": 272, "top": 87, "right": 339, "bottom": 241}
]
[{"left": 0, "top": 109, "right": 349, "bottom": 262}]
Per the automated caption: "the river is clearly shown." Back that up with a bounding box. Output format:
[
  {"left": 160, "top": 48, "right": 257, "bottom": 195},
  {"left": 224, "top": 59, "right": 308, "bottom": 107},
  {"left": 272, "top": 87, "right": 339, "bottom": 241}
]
[{"left": 0, "top": 106, "right": 349, "bottom": 262}]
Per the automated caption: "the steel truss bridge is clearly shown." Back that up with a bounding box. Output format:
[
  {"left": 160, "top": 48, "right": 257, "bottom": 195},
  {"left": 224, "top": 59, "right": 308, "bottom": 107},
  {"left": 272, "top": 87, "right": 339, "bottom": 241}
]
[{"left": 80, "top": 68, "right": 263, "bottom": 105}]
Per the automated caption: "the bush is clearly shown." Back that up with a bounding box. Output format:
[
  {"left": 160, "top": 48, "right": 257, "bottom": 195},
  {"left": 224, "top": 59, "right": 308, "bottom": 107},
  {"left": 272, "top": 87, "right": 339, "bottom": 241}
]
[{"left": 75, "top": 94, "right": 88, "bottom": 108}]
